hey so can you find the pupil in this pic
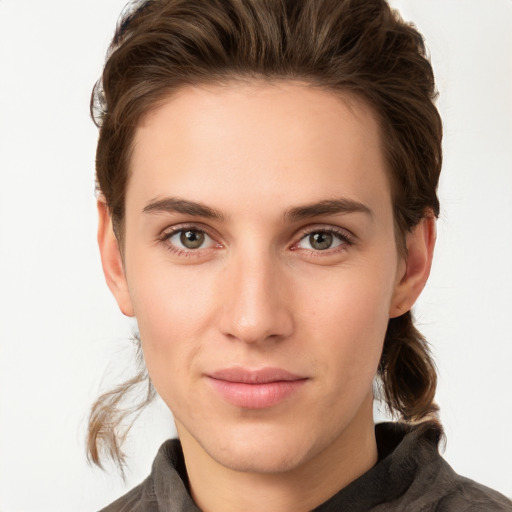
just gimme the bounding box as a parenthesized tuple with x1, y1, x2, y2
(180, 230, 205, 249)
(310, 232, 332, 250)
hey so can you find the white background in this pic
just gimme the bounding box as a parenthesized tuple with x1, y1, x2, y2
(0, 1, 511, 510)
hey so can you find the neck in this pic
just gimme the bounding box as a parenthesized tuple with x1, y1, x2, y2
(178, 393, 378, 512)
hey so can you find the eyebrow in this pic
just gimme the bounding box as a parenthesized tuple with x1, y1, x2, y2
(142, 196, 372, 222)
(285, 198, 373, 222)
(143, 197, 225, 220)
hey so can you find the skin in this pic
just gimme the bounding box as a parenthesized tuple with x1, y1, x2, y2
(98, 81, 435, 512)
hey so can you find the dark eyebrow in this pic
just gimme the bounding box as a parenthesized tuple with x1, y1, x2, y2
(142, 197, 225, 220)
(285, 198, 373, 222)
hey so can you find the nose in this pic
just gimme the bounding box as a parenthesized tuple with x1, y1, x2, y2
(217, 250, 294, 345)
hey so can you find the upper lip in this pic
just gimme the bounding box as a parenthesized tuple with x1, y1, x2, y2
(207, 367, 306, 384)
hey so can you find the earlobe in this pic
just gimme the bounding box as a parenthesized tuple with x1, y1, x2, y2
(389, 214, 436, 318)
(97, 200, 135, 317)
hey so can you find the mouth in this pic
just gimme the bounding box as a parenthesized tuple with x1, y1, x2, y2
(206, 367, 308, 409)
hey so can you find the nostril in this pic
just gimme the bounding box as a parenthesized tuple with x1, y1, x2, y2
(218, 297, 294, 344)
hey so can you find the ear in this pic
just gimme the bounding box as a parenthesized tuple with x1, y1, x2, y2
(97, 200, 135, 317)
(389, 213, 436, 318)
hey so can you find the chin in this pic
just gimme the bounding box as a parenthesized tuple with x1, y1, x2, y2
(174, 389, 374, 476)
(207, 439, 311, 474)
(195, 420, 326, 474)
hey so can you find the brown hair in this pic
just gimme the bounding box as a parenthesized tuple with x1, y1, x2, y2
(89, 0, 442, 469)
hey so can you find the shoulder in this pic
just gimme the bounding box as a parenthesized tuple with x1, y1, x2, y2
(434, 474, 512, 512)
(407, 468, 512, 512)
(377, 422, 512, 512)
(99, 477, 153, 512)
(99, 439, 199, 512)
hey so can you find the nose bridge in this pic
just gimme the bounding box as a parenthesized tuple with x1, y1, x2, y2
(219, 244, 293, 344)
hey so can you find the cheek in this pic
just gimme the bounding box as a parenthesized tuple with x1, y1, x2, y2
(125, 254, 219, 386)
(300, 261, 396, 378)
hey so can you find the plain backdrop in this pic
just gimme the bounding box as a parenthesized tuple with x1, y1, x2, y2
(0, 1, 511, 510)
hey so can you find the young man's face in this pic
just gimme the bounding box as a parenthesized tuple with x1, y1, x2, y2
(100, 81, 422, 476)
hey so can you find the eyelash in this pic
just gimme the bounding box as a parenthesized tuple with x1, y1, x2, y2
(158, 224, 355, 257)
(291, 226, 355, 254)
(158, 224, 219, 258)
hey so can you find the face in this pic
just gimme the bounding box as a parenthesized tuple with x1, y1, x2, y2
(102, 81, 416, 475)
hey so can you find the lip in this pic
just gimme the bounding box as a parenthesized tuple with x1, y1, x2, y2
(206, 367, 308, 409)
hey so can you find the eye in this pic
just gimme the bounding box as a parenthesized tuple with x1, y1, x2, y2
(296, 229, 350, 251)
(166, 228, 216, 251)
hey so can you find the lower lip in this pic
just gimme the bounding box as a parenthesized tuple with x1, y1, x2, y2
(207, 377, 307, 409)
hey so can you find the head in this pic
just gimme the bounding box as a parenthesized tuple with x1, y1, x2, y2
(89, 0, 442, 470)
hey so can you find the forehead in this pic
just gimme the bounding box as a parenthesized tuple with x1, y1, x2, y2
(128, 81, 391, 219)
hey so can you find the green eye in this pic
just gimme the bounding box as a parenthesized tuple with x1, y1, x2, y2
(180, 230, 205, 249)
(166, 228, 215, 251)
(308, 232, 333, 250)
(297, 230, 349, 251)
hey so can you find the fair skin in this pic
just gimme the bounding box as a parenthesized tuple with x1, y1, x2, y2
(98, 81, 435, 512)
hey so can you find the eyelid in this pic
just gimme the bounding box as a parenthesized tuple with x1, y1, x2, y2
(156, 222, 355, 256)
(290, 224, 356, 251)
(159, 222, 218, 239)
(158, 223, 223, 252)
